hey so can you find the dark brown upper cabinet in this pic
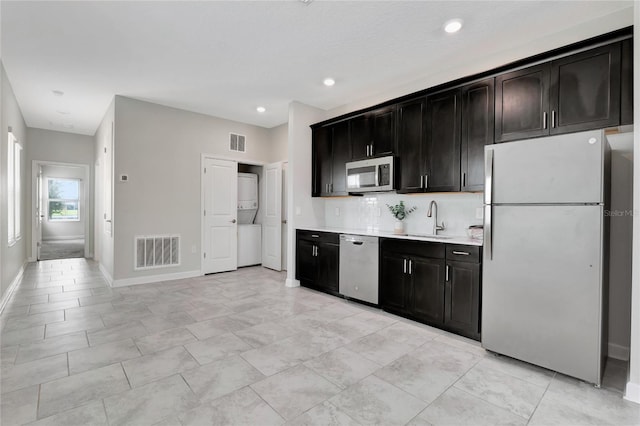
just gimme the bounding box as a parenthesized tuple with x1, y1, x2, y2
(425, 88, 461, 192)
(496, 43, 622, 142)
(550, 43, 621, 134)
(495, 64, 550, 143)
(311, 121, 350, 197)
(396, 97, 427, 193)
(621, 38, 633, 126)
(461, 78, 494, 192)
(350, 106, 396, 160)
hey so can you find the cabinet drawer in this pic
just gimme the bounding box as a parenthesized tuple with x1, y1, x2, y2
(381, 238, 445, 259)
(297, 229, 339, 244)
(446, 245, 481, 263)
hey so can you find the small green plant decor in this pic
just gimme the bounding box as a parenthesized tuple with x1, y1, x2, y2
(386, 201, 417, 234)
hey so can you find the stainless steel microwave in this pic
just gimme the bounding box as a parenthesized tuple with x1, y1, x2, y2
(345, 156, 395, 193)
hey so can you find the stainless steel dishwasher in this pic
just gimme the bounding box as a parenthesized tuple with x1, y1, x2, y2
(339, 234, 379, 305)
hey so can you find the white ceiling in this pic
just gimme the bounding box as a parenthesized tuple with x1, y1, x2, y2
(0, 1, 633, 135)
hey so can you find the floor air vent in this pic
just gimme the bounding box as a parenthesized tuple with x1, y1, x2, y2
(135, 235, 180, 270)
(229, 133, 246, 152)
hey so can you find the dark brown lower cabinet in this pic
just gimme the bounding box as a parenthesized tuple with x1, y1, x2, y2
(444, 260, 481, 340)
(380, 239, 482, 340)
(295, 230, 339, 295)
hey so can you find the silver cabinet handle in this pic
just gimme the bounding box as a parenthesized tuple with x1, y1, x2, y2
(452, 251, 470, 256)
(424, 175, 428, 189)
(409, 259, 412, 275)
(420, 175, 424, 188)
(446, 265, 449, 282)
(330, 183, 333, 193)
(463, 172, 466, 188)
(403, 258, 407, 274)
(543, 111, 547, 129)
(311, 246, 315, 256)
(311, 234, 319, 238)
(551, 110, 556, 128)
(370, 144, 374, 156)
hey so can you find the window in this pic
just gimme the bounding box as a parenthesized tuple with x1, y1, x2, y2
(7, 132, 22, 246)
(48, 178, 80, 221)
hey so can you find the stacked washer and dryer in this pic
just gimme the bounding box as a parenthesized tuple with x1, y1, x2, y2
(237, 173, 262, 267)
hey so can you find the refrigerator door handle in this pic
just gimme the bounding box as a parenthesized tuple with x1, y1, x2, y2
(485, 205, 492, 260)
(485, 149, 493, 205)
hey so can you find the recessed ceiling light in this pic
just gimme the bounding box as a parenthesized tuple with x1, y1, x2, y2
(323, 78, 335, 87)
(52, 90, 64, 97)
(256, 106, 266, 113)
(57, 110, 70, 115)
(444, 19, 463, 34)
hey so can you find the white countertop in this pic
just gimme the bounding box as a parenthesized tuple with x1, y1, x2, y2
(297, 226, 483, 247)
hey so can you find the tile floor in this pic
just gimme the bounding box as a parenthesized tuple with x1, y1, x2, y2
(1, 259, 639, 425)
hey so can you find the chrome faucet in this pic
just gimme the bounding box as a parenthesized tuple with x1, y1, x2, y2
(427, 200, 445, 235)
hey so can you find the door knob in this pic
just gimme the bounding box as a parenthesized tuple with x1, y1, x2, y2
(231, 219, 236, 223)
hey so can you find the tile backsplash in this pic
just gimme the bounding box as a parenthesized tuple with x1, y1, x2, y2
(324, 192, 484, 237)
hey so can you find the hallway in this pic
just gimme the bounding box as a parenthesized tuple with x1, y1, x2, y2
(1, 259, 638, 425)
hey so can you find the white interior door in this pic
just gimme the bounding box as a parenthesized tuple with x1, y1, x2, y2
(36, 167, 43, 260)
(262, 162, 282, 271)
(281, 162, 288, 271)
(203, 158, 238, 274)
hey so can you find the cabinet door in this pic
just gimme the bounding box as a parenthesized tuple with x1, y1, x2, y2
(444, 261, 480, 339)
(495, 64, 550, 143)
(371, 106, 396, 156)
(425, 88, 461, 192)
(380, 252, 410, 313)
(317, 242, 339, 293)
(550, 43, 621, 134)
(296, 239, 317, 283)
(411, 256, 445, 324)
(312, 126, 333, 197)
(350, 114, 371, 160)
(396, 98, 426, 193)
(461, 79, 494, 191)
(331, 121, 351, 195)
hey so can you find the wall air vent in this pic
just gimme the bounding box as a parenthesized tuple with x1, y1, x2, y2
(134, 235, 180, 270)
(229, 133, 246, 152)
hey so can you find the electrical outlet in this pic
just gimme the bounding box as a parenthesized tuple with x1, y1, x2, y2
(335, 207, 340, 216)
(476, 207, 483, 220)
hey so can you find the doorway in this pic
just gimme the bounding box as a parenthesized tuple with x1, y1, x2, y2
(201, 155, 283, 274)
(32, 161, 90, 261)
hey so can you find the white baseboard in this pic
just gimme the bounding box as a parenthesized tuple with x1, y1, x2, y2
(0, 262, 27, 315)
(99, 263, 114, 287)
(608, 343, 630, 361)
(285, 277, 300, 288)
(111, 270, 201, 288)
(625, 381, 640, 404)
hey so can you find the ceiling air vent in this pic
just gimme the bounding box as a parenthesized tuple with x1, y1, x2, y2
(229, 133, 246, 153)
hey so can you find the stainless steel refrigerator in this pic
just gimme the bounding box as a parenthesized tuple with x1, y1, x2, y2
(482, 129, 610, 386)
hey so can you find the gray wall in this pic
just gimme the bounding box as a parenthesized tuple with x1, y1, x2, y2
(111, 96, 274, 281)
(268, 123, 288, 163)
(26, 128, 94, 256)
(1, 63, 28, 299)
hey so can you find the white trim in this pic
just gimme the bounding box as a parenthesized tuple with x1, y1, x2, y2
(0, 262, 27, 315)
(625, 381, 640, 404)
(609, 343, 631, 361)
(111, 269, 201, 288)
(99, 263, 114, 287)
(285, 277, 300, 288)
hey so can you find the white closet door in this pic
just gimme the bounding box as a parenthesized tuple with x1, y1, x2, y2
(262, 162, 282, 271)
